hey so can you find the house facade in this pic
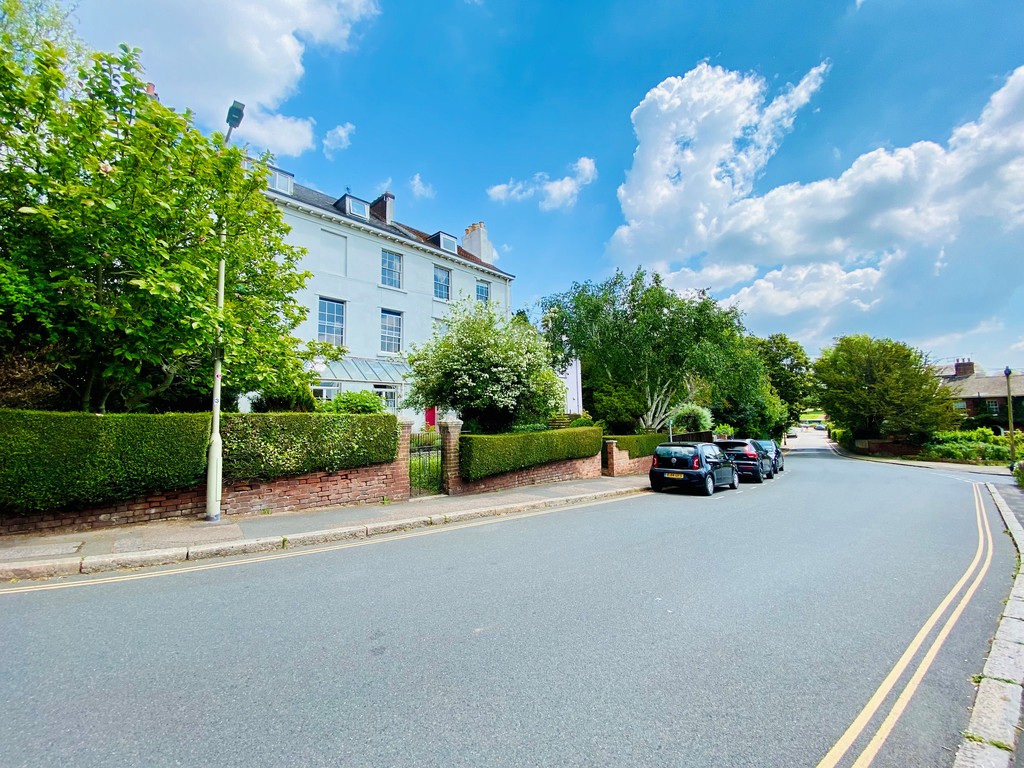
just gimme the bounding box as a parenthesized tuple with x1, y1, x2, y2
(264, 168, 514, 427)
(939, 358, 1023, 422)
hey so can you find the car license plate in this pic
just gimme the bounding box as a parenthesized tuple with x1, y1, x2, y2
(664, 473, 684, 479)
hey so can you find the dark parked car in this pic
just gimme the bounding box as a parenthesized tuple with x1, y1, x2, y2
(754, 439, 784, 473)
(649, 442, 738, 496)
(716, 439, 774, 483)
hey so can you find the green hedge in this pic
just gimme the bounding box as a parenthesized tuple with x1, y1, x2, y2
(460, 427, 603, 481)
(0, 410, 399, 515)
(221, 412, 397, 481)
(0, 410, 210, 514)
(605, 433, 669, 459)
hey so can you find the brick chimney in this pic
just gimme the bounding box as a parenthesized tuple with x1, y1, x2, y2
(954, 358, 975, 377)
(462, 221, 495, 263)
(370, 192, 394, 225)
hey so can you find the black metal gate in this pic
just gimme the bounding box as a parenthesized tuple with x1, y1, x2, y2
(409, 431, 442, 497)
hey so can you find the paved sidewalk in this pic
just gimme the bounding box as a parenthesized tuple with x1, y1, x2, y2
(0, 475, 650, 581)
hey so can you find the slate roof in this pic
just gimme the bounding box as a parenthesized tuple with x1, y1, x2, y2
(282, 182, 513, 278)
(942, 372, 1024, 399)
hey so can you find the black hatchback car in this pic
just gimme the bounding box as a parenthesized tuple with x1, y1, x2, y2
(649, 442, 738, 496)
(716, 439, 774, 483)
(754, 439, 784, 473)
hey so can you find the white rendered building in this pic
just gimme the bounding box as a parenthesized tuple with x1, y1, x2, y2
(266, 168, 514, 427)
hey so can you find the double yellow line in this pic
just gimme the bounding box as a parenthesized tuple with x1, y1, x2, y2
(817, 482, 994, 767)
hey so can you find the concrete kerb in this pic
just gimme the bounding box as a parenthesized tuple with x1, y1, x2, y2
(952, 484, 1024, 768)
(1, 484, 648, 581)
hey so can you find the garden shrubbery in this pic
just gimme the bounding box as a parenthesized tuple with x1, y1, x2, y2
(460, 427, 602, 481)
(917, 428, 1017, 464)
(606, 433, 669, 459)
(0, 410, 398, 515)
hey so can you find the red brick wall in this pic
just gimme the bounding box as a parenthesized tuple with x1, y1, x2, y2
(439, 420, 602, 496)
(0, 423, 412, 536)
(603, 439, 653, 477)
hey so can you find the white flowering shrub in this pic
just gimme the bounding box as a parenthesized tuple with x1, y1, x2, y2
(404, 300, 566, 433)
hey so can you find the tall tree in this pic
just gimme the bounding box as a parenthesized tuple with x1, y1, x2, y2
(749, 333, 811, 427)
(0, 23, 335, 411)
(541, 269, 750, 432)
(812, 335, 959, 439)
(404, 298, 565, 433)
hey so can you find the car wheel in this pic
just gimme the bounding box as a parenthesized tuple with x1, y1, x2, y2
(651, 477, 664, 492)
(753, 467, 764, 484)
(702, 474, 715, 496)
(766, 464, 774, 479)
(778, 458, 784, 472)
(729, 469, 738, 490)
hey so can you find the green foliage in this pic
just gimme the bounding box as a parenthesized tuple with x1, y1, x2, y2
(607, 432, 669, 459)
(749, 333, 811, 427)
(918, 428, 1018, 464)
(812, 335, 959, 440)
(590, 381, 647, 433)
(1014, 463, 1023, 488)
(714, 424, 736, 437)
(671, 402, 713, 433)
(569, 416, 595, 427)
(0, 409, 209, 513)
(0, 409, 397, 514)
(459, 427, 602, 481)
(320, 390, 386, 414)
(250, 383, 317, 413)
(221, 413, 397, 481)
(404, 298, 566, 433)
(0, 20, 337, 412)
(510, 423, 551, 433)
(542, 269, 751, 431)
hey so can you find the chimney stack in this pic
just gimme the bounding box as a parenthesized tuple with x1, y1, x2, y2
(370, 192, 394, 225)
(462, 221, 495, 263)
(954, 358, 975, 377)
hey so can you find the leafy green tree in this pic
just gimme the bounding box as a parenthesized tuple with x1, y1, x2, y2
(749, 333, 811, 427)
(707, 336, 788, 437)
(404, 299, 565, 433)
(320, 390, 386, 415)
(542, 269, 750, 432)
(812, 335, 959, 439)
(0, 23, 337, 411)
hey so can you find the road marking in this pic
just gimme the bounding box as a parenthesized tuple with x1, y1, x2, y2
(0, 496, 630, 595)
(816, 483, 991, 768)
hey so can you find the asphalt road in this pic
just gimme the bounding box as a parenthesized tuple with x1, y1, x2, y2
(0, 434, 1015, 767)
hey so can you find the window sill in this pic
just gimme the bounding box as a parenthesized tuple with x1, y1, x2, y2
(378, 284, 407, 295)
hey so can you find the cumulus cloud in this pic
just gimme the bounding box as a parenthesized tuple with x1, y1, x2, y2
(609, 62, 1024, 363)
(488, 156, 598, 210)
(323, 122, 356, 159)
(409, 173, 436, 199)
(73, 0, 379, 158)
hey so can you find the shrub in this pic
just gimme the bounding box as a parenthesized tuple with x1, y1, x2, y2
(250, 383, 317, 413)
(569, 416, 595, 427)
(460, 427, 602, 481)
(606, 433, 669, 459)
(320, 390, 386, 414)
(714, 424, 736, 438)
(671, 402, 713, 433)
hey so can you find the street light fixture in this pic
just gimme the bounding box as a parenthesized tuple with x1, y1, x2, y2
(206, 101, 244, 522)
(1006, 366, 1017, 468)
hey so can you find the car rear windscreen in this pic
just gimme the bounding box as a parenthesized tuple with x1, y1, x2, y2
(655, 445, 697, 458)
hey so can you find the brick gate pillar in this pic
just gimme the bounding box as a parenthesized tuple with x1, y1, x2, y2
(439, 419, 464, 496)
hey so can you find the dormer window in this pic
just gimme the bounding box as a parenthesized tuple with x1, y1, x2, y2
(267, 167, 293, 195)
(429, 231, 458, 253)
(347, 197, 369, 219)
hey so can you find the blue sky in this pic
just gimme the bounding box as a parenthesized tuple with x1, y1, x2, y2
(73, 0, 1024, 372)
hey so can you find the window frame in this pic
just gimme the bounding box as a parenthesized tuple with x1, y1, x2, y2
(381, 249, 403, 289)
(476, 280, 490, 304)
(317, 297, 345, 346)
(380, 309, 403, 354)
(433, 265, 451, 301)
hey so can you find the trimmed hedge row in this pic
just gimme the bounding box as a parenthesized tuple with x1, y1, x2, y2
(221, 412, 397, 481)
(0, 410, 399, 515)
(460, 426, 603, 481)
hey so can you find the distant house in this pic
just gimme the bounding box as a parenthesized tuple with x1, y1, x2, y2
(264, 167, 514, 427)
(938, 358, 1023, 422)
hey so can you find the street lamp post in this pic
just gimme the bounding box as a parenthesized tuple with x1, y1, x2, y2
(206, 101, 244, 522)
(1006, 366, 1017, 468)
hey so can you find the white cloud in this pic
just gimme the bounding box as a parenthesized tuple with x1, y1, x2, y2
(409, 173, 436, 199)
(323, 122, 356, 159)
(609, 62, 1024, 364)
(488, 156, 598, 211)
(72, 0, 379, 158)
